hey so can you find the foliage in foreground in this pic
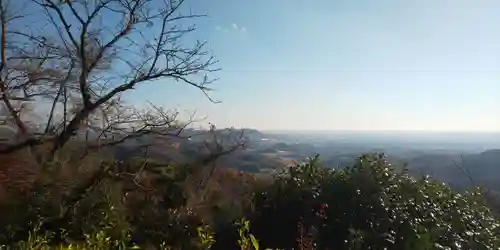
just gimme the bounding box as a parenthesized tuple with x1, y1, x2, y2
(0, 154, 499, 249)
(0, 218, 260, 250)
(250, 154, 500, 249)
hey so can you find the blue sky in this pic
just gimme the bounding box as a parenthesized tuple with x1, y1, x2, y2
(127, 0, 500, 131)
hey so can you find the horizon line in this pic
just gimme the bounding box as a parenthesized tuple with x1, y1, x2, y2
(256, 129, 500, 134)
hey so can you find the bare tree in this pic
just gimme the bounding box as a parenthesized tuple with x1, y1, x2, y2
(0, 0, 221, 163)
(0, 0, 250, 232)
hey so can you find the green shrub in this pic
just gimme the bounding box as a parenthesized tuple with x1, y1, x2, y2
(1, 154, 499, 250)
(250, 154, 500, 249)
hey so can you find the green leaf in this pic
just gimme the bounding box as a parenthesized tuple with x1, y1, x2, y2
(250, 234, 259, 250)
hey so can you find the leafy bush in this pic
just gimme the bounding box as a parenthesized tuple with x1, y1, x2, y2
(0, 153, 499, 249)
(250, 154, 500, 249)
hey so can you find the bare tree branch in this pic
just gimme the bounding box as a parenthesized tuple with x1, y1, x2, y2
(0, 0, 221, 161)
(0, 0, 30, 137)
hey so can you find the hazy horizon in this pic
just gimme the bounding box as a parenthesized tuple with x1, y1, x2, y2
(261, 129, 500, 134)
(260, 129, 500, 152)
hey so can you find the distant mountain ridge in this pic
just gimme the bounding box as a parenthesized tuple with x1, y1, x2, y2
(3, 126, 500, 192)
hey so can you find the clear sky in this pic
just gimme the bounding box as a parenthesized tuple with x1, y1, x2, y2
(128, 0, 500, 132)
